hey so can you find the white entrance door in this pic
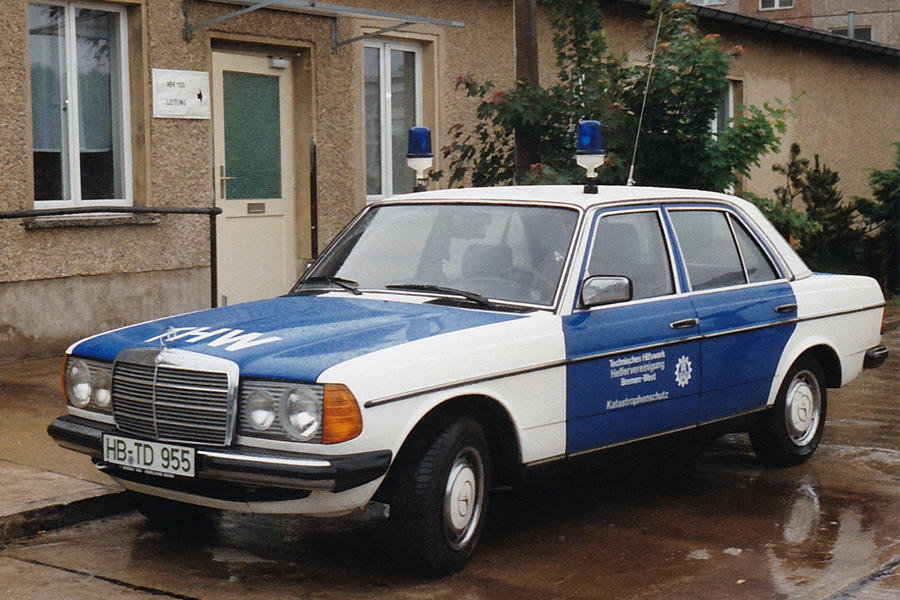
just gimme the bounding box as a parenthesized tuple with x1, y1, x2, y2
(212, 50, 297, 305)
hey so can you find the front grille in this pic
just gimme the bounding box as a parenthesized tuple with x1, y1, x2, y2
(111, 348, 238, 446)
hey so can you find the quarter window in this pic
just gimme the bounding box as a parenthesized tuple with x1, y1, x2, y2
(669, 210, 745, 291)
(364, 40, 422, 199)
(29, 1, 132, 207)
(586, 211, 675, 301)
(730, 215, 779, 283)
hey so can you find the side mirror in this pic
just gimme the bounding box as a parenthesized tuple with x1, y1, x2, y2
(580, 275, 632, 308)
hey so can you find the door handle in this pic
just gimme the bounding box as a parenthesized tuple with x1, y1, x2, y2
(219, 165, 236, 200)
(670, 318, 699, 329)
(775, 303, 797, 314)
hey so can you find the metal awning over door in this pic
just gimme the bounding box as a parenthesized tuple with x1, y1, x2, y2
(183, 0, 465, 51)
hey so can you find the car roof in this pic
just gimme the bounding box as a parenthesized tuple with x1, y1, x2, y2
(379, 185, 736, 210)
(376, 185, 812, 281)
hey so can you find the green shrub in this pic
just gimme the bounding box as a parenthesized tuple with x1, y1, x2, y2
(435, 0, 789, 192)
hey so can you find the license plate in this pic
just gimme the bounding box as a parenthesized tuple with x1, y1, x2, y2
(102, 434, 195, 477)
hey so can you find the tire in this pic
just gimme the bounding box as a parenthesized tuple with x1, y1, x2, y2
(391, 418, 491, 577)
(750, 356, 827, 467)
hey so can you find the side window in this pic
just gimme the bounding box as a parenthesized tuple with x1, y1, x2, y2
(730, 215, 779, 283)
(586, 211, 674, 301)
(669, 210, 744, 291)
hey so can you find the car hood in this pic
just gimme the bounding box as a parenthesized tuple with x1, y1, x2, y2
(69, 294, 525, 381)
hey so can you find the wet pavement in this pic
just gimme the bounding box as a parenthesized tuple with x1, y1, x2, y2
(0, 314, 897, 599)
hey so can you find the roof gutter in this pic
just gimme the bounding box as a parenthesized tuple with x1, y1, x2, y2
(617, 0, 899, 59)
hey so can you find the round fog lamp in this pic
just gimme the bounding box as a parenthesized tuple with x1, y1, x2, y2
(91, 368, 112, 409)
(65, 359, 92, 408)
(246, 390, 276, 431)
(281, 387, 321, 441)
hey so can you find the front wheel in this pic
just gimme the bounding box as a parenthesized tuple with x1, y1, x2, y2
(750, 356, 827, 467)
(391, 418, 491, 576)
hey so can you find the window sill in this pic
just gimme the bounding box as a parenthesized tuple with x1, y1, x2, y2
(22, 213, 162, 230)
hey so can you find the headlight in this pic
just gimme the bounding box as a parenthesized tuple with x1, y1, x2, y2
(240, 381, 361, 444)
(65, 358, 92, 408)
(246, 389, 276, 431)
(63, 357, 113, 412)
(91, 368, 112, 409)
(281, 387, 321, 441)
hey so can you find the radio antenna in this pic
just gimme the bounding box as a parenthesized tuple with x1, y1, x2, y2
(627, 9, 664, 186)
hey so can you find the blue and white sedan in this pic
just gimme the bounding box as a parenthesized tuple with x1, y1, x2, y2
(49, 185, 888, 575)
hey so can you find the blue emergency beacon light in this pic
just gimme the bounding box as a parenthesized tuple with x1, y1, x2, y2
(575, 120, 605, 194)
(407, 126, 433, 192)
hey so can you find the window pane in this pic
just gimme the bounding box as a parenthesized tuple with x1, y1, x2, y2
(731, 216, 778, 283)
(364, 47, 381, 196)
(223, 71, 281, 199)
(670, 210, 745, 291)
(587, 212, 674, 300)
(714, 85, 730, 133)
(29, 3, 68, 201)
(76, 8, 124, 200)
(390, 49, 417, 195)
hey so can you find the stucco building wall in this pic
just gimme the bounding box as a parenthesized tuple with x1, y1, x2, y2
(0, 0, 518, 362)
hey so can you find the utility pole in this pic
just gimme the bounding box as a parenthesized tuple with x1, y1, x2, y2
(514, 0, 540, 182)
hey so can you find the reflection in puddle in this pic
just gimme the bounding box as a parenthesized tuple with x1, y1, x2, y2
(767, 477, 885, 598)
(782, 481, 820, 545)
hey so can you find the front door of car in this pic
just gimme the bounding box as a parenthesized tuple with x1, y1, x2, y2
(562, 208, 701, 455)
(667, 207, 797, 423)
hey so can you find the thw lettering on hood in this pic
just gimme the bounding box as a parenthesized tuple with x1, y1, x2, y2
(145, 327, 282, 352)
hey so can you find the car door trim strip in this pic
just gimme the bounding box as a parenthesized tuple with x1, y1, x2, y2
(362, 303, 884, 409)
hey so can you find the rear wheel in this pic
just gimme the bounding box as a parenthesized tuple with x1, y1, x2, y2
(391, 418, 491, 576)
(750, 356, 827, 467)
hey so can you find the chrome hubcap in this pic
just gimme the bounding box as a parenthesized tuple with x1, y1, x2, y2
(443, 447, 484, 550)
(784, 370, 821, 447)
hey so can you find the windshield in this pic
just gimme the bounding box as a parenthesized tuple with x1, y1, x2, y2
(303, 203, 579, 306)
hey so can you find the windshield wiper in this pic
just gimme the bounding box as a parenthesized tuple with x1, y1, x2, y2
(385, 284, 497, 309)
(294, 275, 361, 295)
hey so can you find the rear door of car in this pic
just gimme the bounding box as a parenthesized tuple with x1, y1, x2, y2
(563, 206, 701, 455)
(666, 205, 798, 423)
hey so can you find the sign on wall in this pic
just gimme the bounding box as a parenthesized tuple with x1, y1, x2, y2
(152, 69, 211, 119)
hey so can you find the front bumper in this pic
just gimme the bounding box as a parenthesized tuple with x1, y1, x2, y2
(47, 415, 392, 494)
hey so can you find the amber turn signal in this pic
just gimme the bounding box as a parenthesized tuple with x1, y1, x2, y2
(321, 384, 362, 444)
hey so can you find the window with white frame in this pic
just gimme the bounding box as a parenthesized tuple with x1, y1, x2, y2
(28, 1, 132, 207)
(760, 0, 794, 10)
(364, 39, 422, 199)
(710, 80, 736, 136)
(711, 81, 739, 193)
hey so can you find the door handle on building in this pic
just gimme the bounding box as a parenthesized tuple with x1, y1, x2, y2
(219, 165, 236, 200)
